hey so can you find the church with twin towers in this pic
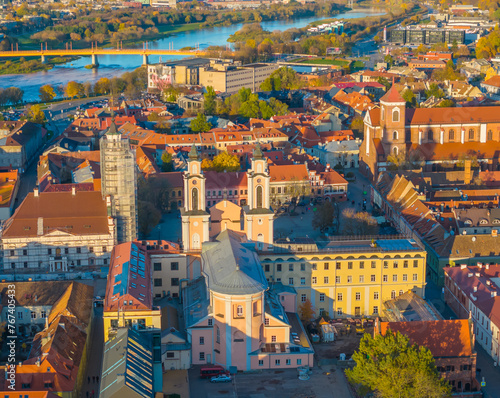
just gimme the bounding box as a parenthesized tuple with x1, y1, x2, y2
(180, 144, 274, 251)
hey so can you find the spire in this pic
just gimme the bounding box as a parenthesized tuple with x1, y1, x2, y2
(188, 144, 199, 160)
(106, 96, 119, 135)
(253, 142, 263, 160)
(380, 84, 405, 104)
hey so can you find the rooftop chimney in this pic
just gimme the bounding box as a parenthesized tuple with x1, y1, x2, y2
(492, 291, 497, 297)
(37, 217, 43, 236)
(72, 186, 76, 196)
(474, 286, 478, 292)
(460, 264, 467, 269)
(34, 188, 39, 197)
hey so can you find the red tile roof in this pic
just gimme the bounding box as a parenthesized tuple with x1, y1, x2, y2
(2, 191, 110, 238)
(380, 85, 405, 103)
(380, 319, 473, 357)
(483, 75, 500, 88)
(269, 164, 309, 182)
(104, 241, 153, 311)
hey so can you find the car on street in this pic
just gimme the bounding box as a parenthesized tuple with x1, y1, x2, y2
(210, 374, 232, 383)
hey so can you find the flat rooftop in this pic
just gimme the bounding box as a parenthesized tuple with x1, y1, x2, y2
(262, 237, 424, 255)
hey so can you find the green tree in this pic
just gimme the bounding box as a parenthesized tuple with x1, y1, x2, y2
(204, 86, 216, 115)
(350, 115, 364, 136)
(39, 84, 56, 102)
(269, 97, 288, 116)
(94, 77, 110, 95)
(377, 77, 391, 91)
(138, 200, 161, 237)
(438, 99, 455, 107)
(210, 151, 240, 172)
(346, 331, 451, 398)
(148, 112, 161, 122)
(66, 81, 84, 98)
(259, 100, 274, 119)
(2, 87, 23, 105)
(312, 201, 336, 233)
(402, 89, 417, 108)
(425, 83, 445, 99)
(161, 151, 174, 172)
(27, 104, 46, 124)
(190, 113, 212, 133)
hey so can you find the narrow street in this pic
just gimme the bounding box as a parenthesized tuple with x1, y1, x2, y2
(82, 307, 104, 398)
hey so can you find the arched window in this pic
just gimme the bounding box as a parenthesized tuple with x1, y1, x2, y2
(191, 187, 198, 211)
(468, 129, 474, 140)
(237, 305, 243, 317)
(488, 130, 493, 141)
(392, 109, 399, 122)
(257, 163, 262, 173)
(256, 185, 263, 208)
(399, 290, 404, 296)
(391, 290, 396, 299)
(393, 131, 398, 140)
(393, 147, 398, 156)
(449, 129, 455, 141)
(192, 164, 198, 174)
(216, 325, 220, 344)
(428, 130, 433, 141)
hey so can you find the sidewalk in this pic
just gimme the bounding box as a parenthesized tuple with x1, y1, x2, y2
(163, 370, 190, 397)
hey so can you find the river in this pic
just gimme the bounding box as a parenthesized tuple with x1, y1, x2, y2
(0, 9, 384, 102)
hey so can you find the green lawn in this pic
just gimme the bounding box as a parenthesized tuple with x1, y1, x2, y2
(298, 58, 350, 67)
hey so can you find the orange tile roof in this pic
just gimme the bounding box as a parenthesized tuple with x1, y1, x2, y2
(483, 75, 500, 88)
(269, 164, 309, 182)
(2, 191, 110, 238)
(320, 170, 348, 185)
(380, 85, 405, 103)
(105, 241, 153, 311)
(380, 319, 472, 357)
(406, 106, 500, 125)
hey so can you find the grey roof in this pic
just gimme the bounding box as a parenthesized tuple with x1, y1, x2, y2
(270, 282, 297, 295)
(202, 230, 267, 295)
(100, 328, 153, 398)
(183, 276, 210, 328)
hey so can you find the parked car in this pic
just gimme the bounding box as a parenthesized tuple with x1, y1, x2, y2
(210, 374, 232, 383)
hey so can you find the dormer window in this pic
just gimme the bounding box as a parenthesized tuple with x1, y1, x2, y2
(480, 219, 488, 225)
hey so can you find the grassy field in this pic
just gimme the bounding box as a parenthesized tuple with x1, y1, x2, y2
(298, 57, 351, 67)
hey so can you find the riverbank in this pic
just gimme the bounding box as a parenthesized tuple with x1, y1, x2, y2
(0, 55, 79, 75)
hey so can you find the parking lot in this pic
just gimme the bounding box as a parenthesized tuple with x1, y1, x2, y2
(188, 365, 353, 398)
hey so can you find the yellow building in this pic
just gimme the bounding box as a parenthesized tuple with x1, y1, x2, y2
(199, 61, 279, 93)
(103, 241, 161, 341)
(259, 238, 427, 318)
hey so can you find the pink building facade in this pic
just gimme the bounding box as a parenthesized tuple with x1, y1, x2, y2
(183, 230, 314, 371)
